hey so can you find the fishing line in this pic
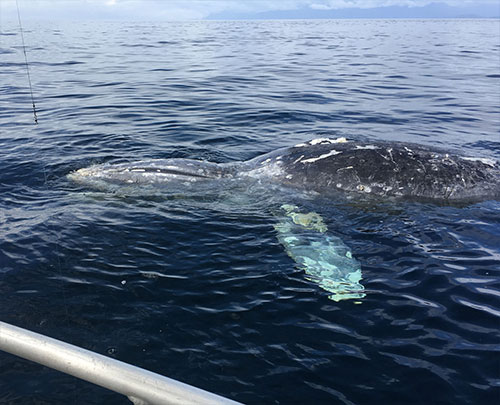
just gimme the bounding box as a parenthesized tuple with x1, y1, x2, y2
(16, 2, 69, 320)
(16, 0, 38, 124)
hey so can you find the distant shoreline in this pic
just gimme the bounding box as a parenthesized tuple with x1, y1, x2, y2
(1, 17, 499, 24)
(1, 1, 499, 22)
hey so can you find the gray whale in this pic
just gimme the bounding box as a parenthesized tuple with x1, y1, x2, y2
(67, 137, 500, 302)
(70, 137, 500, 203)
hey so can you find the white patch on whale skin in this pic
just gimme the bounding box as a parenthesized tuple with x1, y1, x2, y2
(461, 157, 497, 167)
(293, 155, 305, 164)
(355, 145, 379, 150)
(302, 150, 342, 164)
(294, 137, 348, 147)
(336, 166, 353, 172)
(309, 137, 348, 146)
(356, 185, 372, 193)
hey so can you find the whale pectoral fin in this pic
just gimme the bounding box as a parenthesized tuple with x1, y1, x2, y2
(274, 204, 365, 302)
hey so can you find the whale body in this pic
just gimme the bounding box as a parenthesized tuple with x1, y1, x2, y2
(69, 138, 500, 203)
(68, 137, 499, 301)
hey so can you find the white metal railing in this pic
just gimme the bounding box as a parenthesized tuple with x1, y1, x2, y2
(0, 321, 242, 405)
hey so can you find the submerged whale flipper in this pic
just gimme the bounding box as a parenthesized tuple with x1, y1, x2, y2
(273, 204, 364, 302)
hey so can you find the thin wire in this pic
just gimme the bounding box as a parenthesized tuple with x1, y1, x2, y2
(15, 3, 69, 321)
(16, 0, 38, 124)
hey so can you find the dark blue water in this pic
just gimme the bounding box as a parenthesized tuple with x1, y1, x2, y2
(1, 19, 499, 404)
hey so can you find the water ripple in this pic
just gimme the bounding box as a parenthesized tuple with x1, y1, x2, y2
(0, 19, 499, 405)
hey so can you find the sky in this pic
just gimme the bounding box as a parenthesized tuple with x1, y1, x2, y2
(0, 0, 499, 21)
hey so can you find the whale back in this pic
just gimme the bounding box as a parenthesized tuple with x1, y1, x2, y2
(69, 138, 500, 202)
(246, 139, 500, 202)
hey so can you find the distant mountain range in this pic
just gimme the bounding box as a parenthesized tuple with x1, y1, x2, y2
(207, 2, 500, 20)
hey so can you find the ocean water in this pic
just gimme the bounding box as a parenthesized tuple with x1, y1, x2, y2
(1, 19, 499, 404)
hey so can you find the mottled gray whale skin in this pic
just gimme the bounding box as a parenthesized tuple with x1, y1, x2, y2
(244, 138, 500, 202)
(69, 138, 500, 202)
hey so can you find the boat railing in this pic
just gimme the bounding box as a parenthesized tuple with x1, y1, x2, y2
(0, 320, 242, 405)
